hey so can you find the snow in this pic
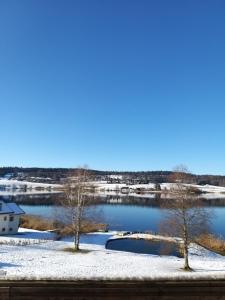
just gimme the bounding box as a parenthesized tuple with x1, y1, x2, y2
(0, 201, 24, 215)
(191, 184, 225, 194)
(0, 228, 55, 245)
(14, 227, 55, 240)
(3, 203, 25, 215)
(109, 232, 182, 244)
(1, 179, 225, 198)
(95, 182, 156, 191)
(108, 175, 123, 180)
(0, 179, 61, 190)
(94, 181, 225, 196)
(0, 228, 225, 280)
(0, 201, 15, 214)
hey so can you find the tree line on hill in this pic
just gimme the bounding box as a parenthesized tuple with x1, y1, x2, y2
(0, 167, 225, 186)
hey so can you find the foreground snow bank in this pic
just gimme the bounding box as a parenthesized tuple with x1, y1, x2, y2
(0, 228, 55, 245)
(0, 229, 225, 280)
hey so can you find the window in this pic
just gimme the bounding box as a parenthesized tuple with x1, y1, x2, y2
(9, 216, 14, 222)
(2, 228, 5, 232)
(9, 228, 13, 232)
(4, 216, 7, 221)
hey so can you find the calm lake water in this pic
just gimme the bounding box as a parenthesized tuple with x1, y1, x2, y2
(106, 238, 182, 257)
(15, 193, 225, 237)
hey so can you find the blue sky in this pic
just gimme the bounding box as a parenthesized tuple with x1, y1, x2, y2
(0, 0, 225, 174)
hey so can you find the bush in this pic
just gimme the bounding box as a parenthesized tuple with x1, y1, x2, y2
(196, 234, 225, 255)
(58, 221, 107, 237)
(20, 215, 55, 231)
(20, 215, 107, 237)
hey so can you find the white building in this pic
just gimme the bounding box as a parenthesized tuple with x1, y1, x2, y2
(0, 201, 25, 235)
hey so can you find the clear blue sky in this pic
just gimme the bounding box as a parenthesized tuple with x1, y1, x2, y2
(0, 0, 225, 174)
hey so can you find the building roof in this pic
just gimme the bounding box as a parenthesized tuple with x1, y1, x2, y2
(0, 201, 25, 215)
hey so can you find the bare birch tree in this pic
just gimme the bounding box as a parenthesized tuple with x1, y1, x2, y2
(61, 166, 91, 251)
(160, 165, 211, 271)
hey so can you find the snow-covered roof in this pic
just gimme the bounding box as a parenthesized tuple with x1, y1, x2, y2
(0, 201, 25, 215)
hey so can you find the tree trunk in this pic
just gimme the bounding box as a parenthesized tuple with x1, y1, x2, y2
(183, 223, 191, 271)
(183, 243, 191, 271)
(74, 229, 80, 251)
(182, 207, 192, 271)
(74, 209, 81, 251)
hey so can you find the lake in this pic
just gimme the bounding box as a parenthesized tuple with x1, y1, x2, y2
(8, 193, 225, 237)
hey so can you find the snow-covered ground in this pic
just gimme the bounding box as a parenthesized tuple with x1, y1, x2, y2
(95, 181, 225, 195)
(0, 179, 62, 190)
(95, 182, 156, 191)
(0, 228, 225, 280)
(1, 178, 225, 197)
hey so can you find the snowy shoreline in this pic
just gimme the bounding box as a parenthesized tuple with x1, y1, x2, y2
(2, 179, 225, 197)
(94, 182, 225, 196)
(0, 228, 225, 280)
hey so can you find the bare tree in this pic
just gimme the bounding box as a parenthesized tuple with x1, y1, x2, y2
(160, 165, 211, 271)
(60, 166, 92, 251)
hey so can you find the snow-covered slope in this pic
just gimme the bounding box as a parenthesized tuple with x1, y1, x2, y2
(0, 179, 61, 190)
(0, 229, 225, 280)
(94, 181, 225, 194)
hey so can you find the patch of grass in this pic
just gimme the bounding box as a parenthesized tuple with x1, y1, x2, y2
(180, 267, 194, 272)
(196, 234, 225, 255)
(20, 215, 56, 231)
(21, 215, 107, 239)
(63, 247, 91, 254)
(58, 221, 107, 237)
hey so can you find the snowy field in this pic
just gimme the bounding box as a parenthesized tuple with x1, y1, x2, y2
(95, 181, 225, 195)
(1, 178, 225, 198)
(0, 228, 225, 280)
(0, 179, 61, 190)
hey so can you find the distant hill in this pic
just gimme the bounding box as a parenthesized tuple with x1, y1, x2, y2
(0, 167, 225, 186)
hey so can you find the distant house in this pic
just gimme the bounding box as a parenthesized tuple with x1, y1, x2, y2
(121, 186, 130, 194)
(0, 201, 25, 235)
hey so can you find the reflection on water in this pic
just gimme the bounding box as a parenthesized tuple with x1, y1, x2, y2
(1, 193, 225, 237)
(2, 192, 225, 207)
(0, 193, 63, 205)
(106, 238, 182, 257)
